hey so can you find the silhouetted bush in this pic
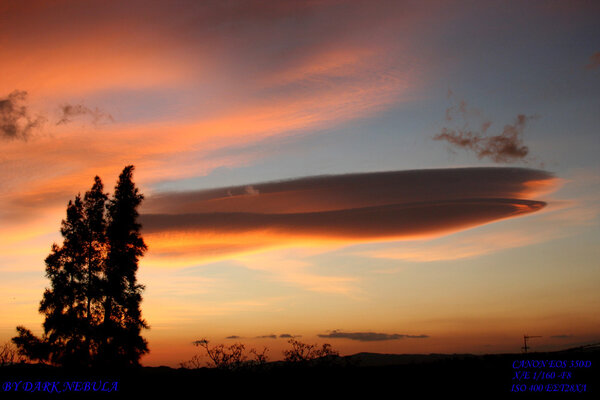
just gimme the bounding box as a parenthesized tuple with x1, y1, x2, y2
(181, 338, 269, 370)
(282, 339, 339, 365)
(0, 342, 25, 365)
(180, 338, 342, 370)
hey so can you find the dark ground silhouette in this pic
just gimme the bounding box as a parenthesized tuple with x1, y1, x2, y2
(1, 345, 597, 398)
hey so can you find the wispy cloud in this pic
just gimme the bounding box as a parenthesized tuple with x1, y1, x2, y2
(57, 103, 114, 125)
(224, 333, 298, 340)
(318, 330, 429, 342)
(434, 94, 535, 163)
(361, 227, 560, 263)
(232, 254, 360, 296)
(0, 90, 45, 140)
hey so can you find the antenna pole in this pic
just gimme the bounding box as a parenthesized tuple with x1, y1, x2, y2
(522, 335, 542, 353)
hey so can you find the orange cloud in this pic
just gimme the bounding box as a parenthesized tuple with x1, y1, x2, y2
(0, 0, 424, 237)
(0, 2, 196, 98)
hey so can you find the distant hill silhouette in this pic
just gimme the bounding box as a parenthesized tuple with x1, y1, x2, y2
(341, 352, 476, 366)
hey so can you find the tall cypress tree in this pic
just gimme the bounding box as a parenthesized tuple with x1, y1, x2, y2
(13, 168, 149, 368)
(14, 180, 107, 367)
(39, 194, 89, 366)
(99, 165, 149, 367)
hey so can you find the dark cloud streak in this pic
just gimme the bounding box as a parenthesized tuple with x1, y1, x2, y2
(318, 330, 429, 342)
(255, 334, 277, 339)
(550, 334, 574, 339)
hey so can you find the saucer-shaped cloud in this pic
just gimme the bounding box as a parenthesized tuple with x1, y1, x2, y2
(141, 168, 555, 260)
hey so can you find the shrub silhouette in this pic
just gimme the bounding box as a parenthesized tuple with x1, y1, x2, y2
(181, 338, 269, 370)
(0, 342, 25, 366)
(181, 338, 340, 370)
(282, 339, 339, 365)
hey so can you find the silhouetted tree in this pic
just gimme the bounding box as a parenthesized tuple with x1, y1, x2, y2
(13, 166, 149, 368)
(40, 194, 90, 366)
(13, 181, 108, 367)
(98, 165, 148, 367)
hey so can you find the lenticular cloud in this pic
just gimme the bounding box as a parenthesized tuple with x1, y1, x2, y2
(140, 167, 555, 259)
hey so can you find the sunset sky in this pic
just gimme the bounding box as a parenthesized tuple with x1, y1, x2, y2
(1, 0, 599, 367)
